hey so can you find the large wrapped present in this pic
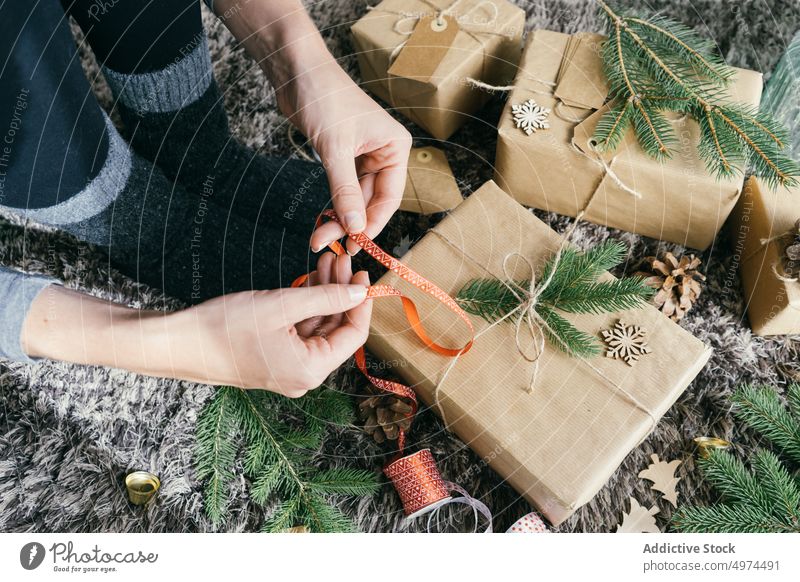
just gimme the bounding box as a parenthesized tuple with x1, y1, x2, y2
(351, 0, 525, 140)
(366, 180, 712, 525)
(732, 177, 800, 335)
(494, 30, 764, 250)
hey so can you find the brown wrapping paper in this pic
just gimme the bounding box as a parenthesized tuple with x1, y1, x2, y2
(732, 177, 800, 336)
(351, 0, 525, 140)
(401, 147, 463, 213)
(367, 181, 712, 525)
(494, 30, 764, 250)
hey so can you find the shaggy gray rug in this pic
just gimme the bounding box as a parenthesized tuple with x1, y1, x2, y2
(2, 0, 800, 533)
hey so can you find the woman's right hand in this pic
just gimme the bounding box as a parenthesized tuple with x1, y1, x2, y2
(23, 253, 371, 397)
(174, 252, 371, 396)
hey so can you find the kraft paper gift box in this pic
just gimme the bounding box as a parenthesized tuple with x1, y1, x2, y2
(351, 0, 525, 140)
(494, 30, 764, 250)
(732, 177, 800, 336)
(366, 180, 712, 525)
(400, 147, 463, 213)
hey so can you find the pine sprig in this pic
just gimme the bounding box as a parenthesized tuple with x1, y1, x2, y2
(194, 388, 239, 526)
(194, 386, 380, 532)
(731, 384, 800, 465)
(672, 503, 792, 533)
(455, 240, 653, 357)
(673, 384, 800, 533)
(594, 0, 800, 188)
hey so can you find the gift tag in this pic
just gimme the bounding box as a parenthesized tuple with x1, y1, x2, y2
(554, 33, 609, 111)
(388, 15, 460, 84)
(400, 147, 463, 214)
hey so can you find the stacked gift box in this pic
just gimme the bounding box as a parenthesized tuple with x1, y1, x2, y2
(349, 0, 799, 525)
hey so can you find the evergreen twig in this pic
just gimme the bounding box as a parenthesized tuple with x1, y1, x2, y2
(455, 240, 653, 357)
(594, 0, 800, 188)
(673, 384, 800, 533)
(195, 386, 380, 532)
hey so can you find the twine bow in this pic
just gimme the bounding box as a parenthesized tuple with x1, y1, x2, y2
(429, 215, 586, 425)
(757, 224, 800, 283)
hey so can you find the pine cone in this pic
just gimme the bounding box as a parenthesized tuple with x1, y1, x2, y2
(635, 252, 706, 322)
(782, 219, 800, 278)
(358, 394, 413, 444)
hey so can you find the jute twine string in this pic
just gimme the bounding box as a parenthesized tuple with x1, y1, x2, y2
(757, 227, 800, 283)
(366, 0, 511, 63)
(426, 214, 657, 434)
(467, 71, 692, 201)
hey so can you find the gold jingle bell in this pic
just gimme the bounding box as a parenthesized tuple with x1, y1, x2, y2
(125, 471, 161, 505)
(693, 437, 732, 459)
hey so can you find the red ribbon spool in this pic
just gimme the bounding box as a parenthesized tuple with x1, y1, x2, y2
(383, 449, 451, 517)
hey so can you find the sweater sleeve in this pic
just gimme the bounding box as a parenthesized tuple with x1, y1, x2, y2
(0, 267, 58, 363)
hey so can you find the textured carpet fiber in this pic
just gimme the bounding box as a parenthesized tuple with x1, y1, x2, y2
(2, 0, 800, 533)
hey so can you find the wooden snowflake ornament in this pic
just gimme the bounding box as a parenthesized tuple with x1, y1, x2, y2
(601, 320, 652, 366)
(511, 98, 550, 135)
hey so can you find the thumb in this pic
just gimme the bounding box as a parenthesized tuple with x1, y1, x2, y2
(323, 154, 366, 233)
(273, 284, 368, 325)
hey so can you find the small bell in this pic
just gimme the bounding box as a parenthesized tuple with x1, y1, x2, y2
(125, 471, 161, 505)
(693, 437, 732, 459)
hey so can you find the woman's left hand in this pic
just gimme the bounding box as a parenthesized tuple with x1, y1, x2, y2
(277, 64, 412, 255)
(213, 0, 411, 254)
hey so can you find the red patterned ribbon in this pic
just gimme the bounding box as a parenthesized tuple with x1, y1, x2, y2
(292, 210, 484, 523)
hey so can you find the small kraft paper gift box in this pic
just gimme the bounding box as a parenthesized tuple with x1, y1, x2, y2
(366, 181, 712, 525)
(732, 177, 800, 336)
(494, 30, 763, 250)
(351, 0, 525, 140)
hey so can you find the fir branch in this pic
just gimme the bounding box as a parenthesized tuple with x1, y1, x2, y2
(261, 498, 302, 533)
(455, 278, 528, 323)
(541, 278, 654, 314)
(625, 16, 732, 84)
(753, 450, 800, 526)
(731, 384, 800, 465)
(698, 448, 771, 511)
(194, 386, 379, 532)
(673, 383, 800, 533)
(194, 387, 239, 526)
(456, 240, 651, 357)
(300, 494, 357, 533)
(788, 384, 800, 422)
(537, 305, 601, 357)
(251, 462, 285, 505)
(308, 468, 383, 495)
(673, 504, 794, 534)
(593, 99, 633, 151)
(594, 0, 799, 187)
(541, 240, 628, 291)
(631, 101, 672, 157)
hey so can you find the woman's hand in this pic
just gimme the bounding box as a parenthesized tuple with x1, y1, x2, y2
(278, 66, 412, 255)
(180, 253, 371, 396)
(23, 253, 371, 397)
(212, 0, 412, 254)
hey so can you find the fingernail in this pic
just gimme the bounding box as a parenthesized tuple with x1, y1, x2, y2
(348, 285, 368, 302)
(344, 212, 365, 232)
(312, 238, 334, 253)
(346, 247, 360, 257)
